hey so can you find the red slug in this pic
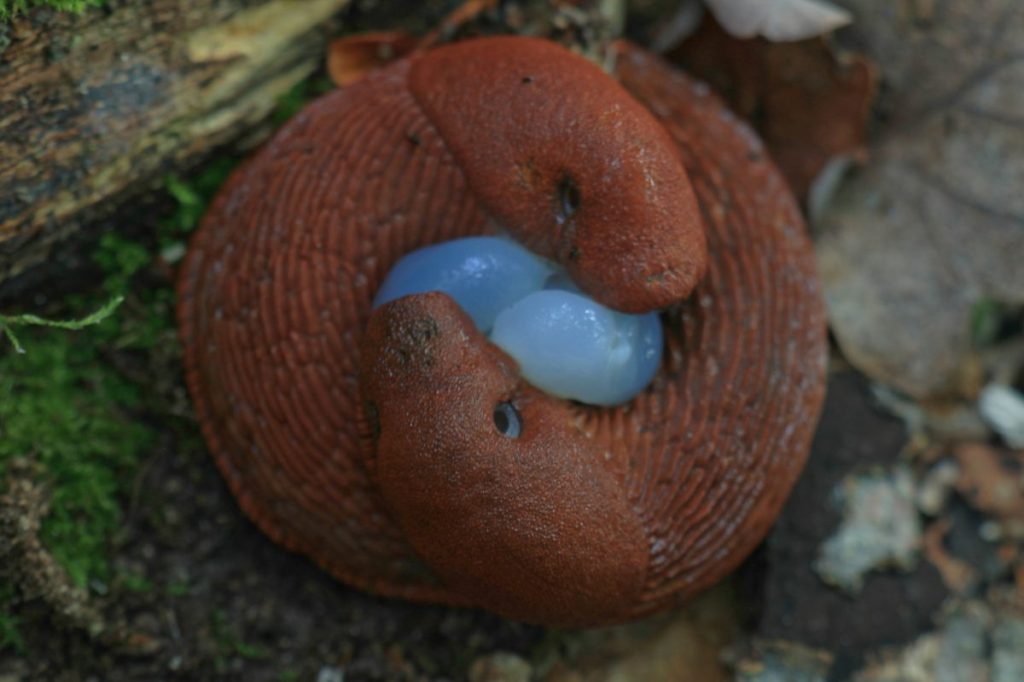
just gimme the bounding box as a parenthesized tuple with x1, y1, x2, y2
(176, 36, 827, 627)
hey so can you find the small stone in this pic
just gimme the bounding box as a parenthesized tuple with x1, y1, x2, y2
(729, 639, 833, 682)
(815, 466, 922, 593)
(979, 384, 1024, 449)
(316, 667, 344, 682)
(993, 616, 1024, 682)
(850, 600, 992, 681)
(468, 652, 532, 682)
(917, 460, 959, 516)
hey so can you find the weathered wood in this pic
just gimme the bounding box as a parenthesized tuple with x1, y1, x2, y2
(0, 0, 351, 284)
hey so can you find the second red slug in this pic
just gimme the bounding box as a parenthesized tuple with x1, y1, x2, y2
(176, 36, 827, 627)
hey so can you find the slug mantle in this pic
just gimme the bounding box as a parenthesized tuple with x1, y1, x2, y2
(176, 36, 827, 627)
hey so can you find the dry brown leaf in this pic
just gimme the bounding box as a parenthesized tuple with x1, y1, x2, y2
(671, 16, 876, 199)
(728, 639, 833, 681)
(816, 0, 1024, 399)
(424, 0, 500, 46)
(954, 443, 1024, 524)
(704, 0, 852, 41)
(922, 520, 976, 594)
(326, 32, 419, 87)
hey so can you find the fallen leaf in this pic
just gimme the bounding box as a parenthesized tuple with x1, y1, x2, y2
(542, 586, 738, 682)
(470, 653, 533, 682)
(671, 16, 876, 199)
(954, 443, 1024, 530)
(424, 0, 500, 46)
(726, 639, 833, 682)
(816, 0, 1024, 399)
(704, 0, 852, 41)
(326, 31, 419, 87)
(922, 520, 976, 593)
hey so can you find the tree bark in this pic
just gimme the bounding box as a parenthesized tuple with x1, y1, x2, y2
(0, 0, 352, 285)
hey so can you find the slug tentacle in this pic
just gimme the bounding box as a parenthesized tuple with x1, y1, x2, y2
(408, 37, 708, 314)
(177, 36, 827, 626)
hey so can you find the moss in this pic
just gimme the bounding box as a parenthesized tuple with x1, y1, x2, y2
(166, 579, 191, 598)
(273, 75, 335, 126)
(0, 68, 329, 651)
(211, 609, 271, 667)
(161, 157, 239, 241)
(0, 148, 244, 647)
(88, 233, 172, 351)
(0, 327, 154, 588)
(116, 569, 154, 594)
(0, 0, 104, 21)
(0, 584, 24, 654)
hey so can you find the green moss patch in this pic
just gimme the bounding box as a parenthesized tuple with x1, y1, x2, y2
(0, 70, 328, 654)
(0, 327, 153, 588)
(0, 0, 104, 21)
(0, 163, 235, 650)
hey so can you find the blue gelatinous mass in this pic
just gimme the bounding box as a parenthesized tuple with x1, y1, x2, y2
(373, 236, 663, 405)
(373, 237, 553, 332)
(491, 290, 662, 406)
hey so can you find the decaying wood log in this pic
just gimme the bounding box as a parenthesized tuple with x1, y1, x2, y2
(0, 0, 353, 285)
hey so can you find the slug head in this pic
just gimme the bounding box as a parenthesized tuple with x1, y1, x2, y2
(360, 292, 648, 625)
(409, 37, 707, 314)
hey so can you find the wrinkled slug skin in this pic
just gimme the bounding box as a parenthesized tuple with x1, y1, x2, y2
(176, 37, 827, 627)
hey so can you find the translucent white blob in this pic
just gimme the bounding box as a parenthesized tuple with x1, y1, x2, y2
(490, 290, 663, 406)
(373, 237, 554, 332)
(374, 237, 664, 405)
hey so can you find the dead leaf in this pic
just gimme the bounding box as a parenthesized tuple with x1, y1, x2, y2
(326, 32, 419, 87)
(726, 639, 833, 682)
(704, 0, 852, 41)
(542, 586, 738, 682)
(671, 16, 876, 199)
(954, 443, 1024, 527)
(922, 520, 976, 593)
(816, 0, 1024, 399)
(470, 653, 533, 682)
(423, 0, 500, 46)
